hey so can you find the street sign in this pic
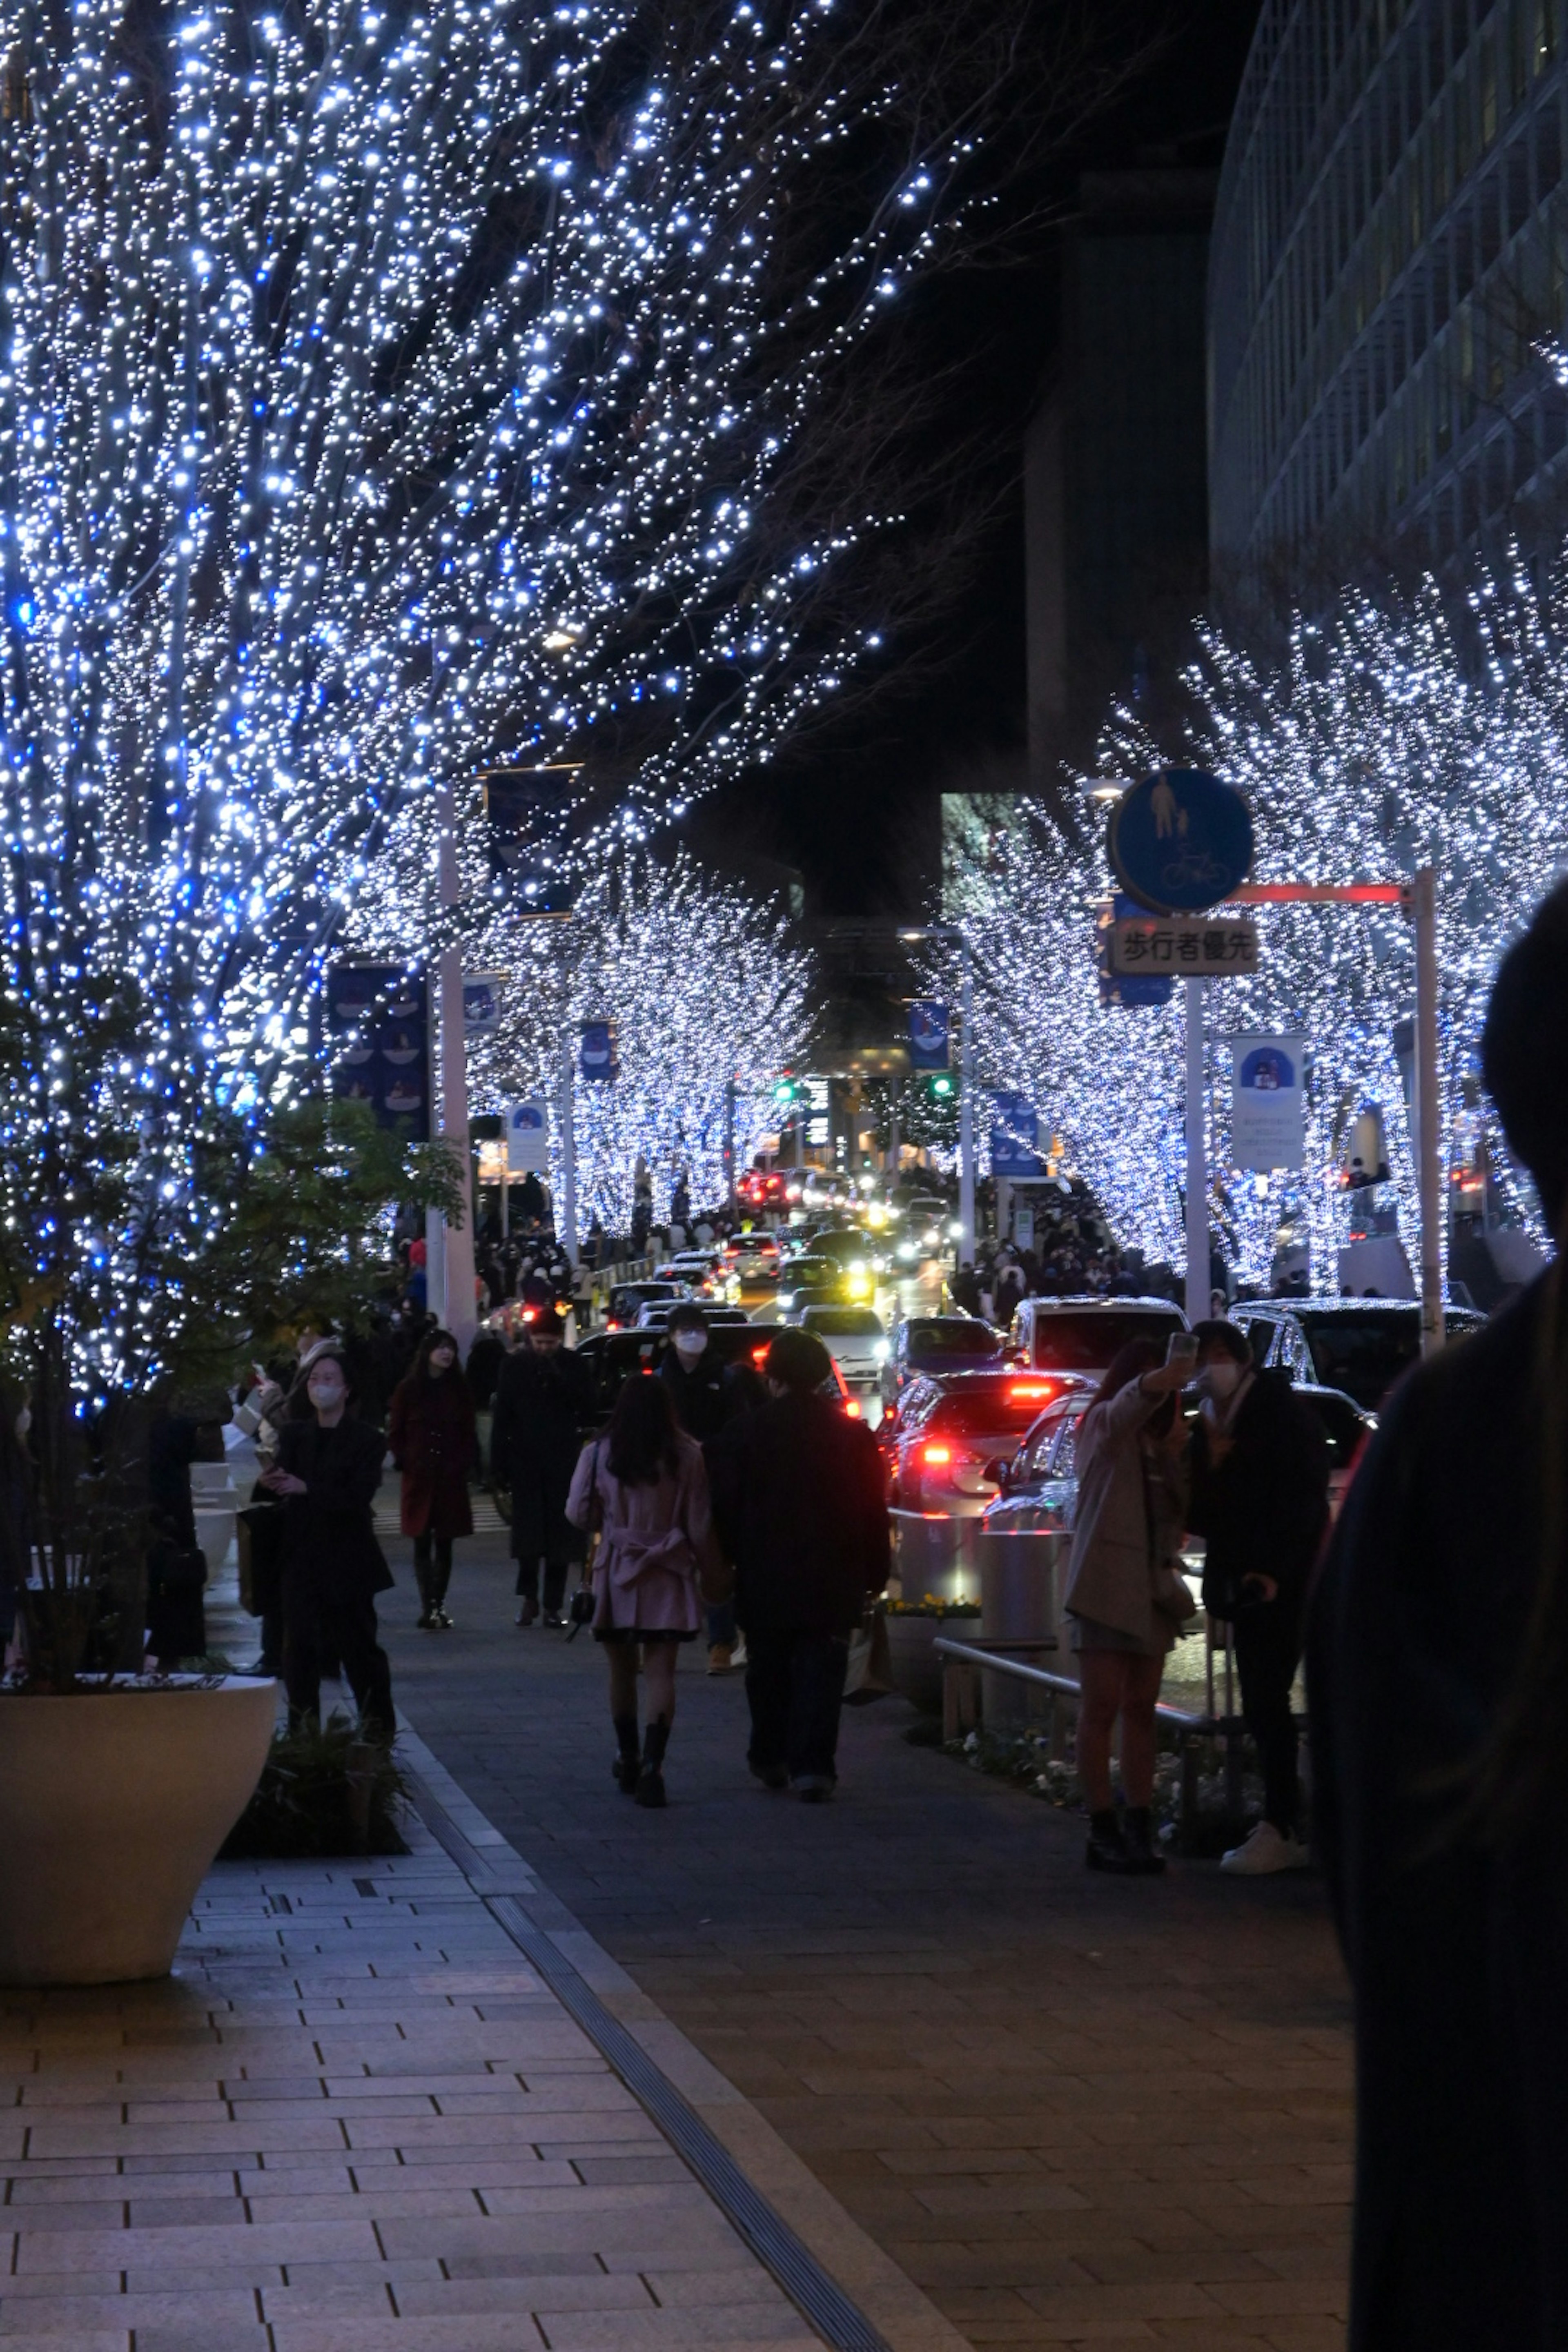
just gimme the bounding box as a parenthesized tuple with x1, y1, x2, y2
(1108, 768, 1254, 915)
(1231, 1035, 1305, 1171)
(579, 1021, 617, 1081)
(908, 1000, 950, 1070)
(505, 1098, 550, 1173)
(1108, 914, 1258, 976)
(990, 1091, 1044, 1175)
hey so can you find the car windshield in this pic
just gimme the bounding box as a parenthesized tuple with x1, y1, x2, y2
(929, 1387, 1067, 1438)
(803, 1309, 883, 1336)
(909, 1321, 1002, 1358)
(1295, 1312, 1423, 1408)
(782, 1258, 833, 1283)
(1026, 1309, 1183, 1369)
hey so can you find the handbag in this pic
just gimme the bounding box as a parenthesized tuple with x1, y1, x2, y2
(842, 1605, 895, 1706)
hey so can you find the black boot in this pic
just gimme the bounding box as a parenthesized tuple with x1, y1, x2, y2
(1121, 1805, 1167, 1875)
(1086, 1808, 1137, 1872)
(637, 1717, 670, 1808)
(432, 1547, 454, 1628)
(413, 1545, 435, 1630)
(612, 1714, 641, 1795)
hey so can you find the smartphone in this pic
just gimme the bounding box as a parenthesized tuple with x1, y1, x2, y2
(1166, 1331, 1199, 1369)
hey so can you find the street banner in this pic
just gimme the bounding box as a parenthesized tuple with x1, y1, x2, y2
(484, 773, 575, 912)
(463, 973, 503, 1036)
(1231, 1034, 1306, 1171)
(580, 1020, 617, 1081)
(908, 1000, 950, 1070)
(1095, 896, 1174, 1007)
(324, 964, 430, 1141)
(1109, 913, 1259, 975)
(505, 1099, 550, 1173)
(991, 1091, 1045, 1176)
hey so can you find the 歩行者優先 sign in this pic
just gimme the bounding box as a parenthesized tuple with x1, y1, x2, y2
(1231, 1034, 1306, 1172)
(1107, 769, 1255, 915)
(1107, 916, 1259, 975)
(505, 1099, 549, 1174)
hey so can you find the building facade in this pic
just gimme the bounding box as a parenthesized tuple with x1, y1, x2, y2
(1209, 0, 1568, 580)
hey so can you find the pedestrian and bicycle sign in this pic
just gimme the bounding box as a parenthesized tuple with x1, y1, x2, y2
(1108, 769, 1255, 915)
(1107, 914, 1259, 975)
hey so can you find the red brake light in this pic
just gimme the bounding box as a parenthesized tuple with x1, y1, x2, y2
(845, 1399, 862, 1418)
(1009, 1379, 1057, 1404)
(922, 1443, 952, 1466)
(751, 1343, 770, 1363)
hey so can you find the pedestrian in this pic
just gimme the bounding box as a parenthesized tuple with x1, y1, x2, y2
(388, 1327, 477, 1630)
(1188, 1317, 1328, 1873)
(1062, 1340, 1194, 1873)
(566, 1374, 719, 1808)
(258, 1345, 395, 1740)
(659, 1301, 747, 1674)
(706, 1327, 890, 1801)
(1306, 880, 1568, 2350)
(490, 1305, 596, 1627)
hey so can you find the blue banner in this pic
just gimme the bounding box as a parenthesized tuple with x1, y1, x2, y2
(909, 999, 950, 1070)
(580, 1020, 617, 1081)
(991, 1091, 1044, 1176)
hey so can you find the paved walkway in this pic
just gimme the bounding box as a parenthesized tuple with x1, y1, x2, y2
(0, 1821, 824, 2352)
(381, 1534, 1354, 2352)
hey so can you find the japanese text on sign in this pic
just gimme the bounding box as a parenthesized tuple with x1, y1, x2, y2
(1108, 918, 1259, 976)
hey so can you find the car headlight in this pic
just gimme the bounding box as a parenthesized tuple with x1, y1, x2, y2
(947, 1219, 964, 1239)
(850, 1260, 866, 1277)
(897, 1240, 917, 1260)
(872, 1340, 890, 1363)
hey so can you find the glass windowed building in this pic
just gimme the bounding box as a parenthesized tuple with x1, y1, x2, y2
(1209, 0, 1568, 579)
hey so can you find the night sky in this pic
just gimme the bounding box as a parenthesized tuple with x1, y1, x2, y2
(682, 0, 1264, 918)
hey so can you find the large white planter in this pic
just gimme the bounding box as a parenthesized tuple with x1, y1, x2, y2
(0, 1677, 276, 1985)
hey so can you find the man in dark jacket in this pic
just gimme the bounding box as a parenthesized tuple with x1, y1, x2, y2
(259, 1349, 395, 1739)
(490, 1307, 595, 1626)
(1188, 1319, 1328, 1874)
(706, 1327, 890, 1799)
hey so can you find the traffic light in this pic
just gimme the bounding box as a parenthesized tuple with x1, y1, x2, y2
(772, 1076, 803, 1109)
(924, 1070, 956, 1102)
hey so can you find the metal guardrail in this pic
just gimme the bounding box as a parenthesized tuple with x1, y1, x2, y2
(933, 1635, 1256, 1849)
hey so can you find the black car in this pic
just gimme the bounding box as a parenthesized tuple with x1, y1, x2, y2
(879, 1314, 1003, 1408)
(1230, 1297, 1485, 1411)
(573, 1324, 852, 1422)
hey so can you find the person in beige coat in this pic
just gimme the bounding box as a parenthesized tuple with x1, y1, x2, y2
(566, 1373, 720, 1809)
(1063, 1338, 1193, 1874)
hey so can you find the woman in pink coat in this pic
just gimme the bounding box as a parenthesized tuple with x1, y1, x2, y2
(566, 1374, 719, 1809)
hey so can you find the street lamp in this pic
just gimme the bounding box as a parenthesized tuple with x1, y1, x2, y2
(899, 924, 976, 1267)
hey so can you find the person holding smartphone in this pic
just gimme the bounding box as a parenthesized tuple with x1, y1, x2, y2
(1188, 1320, 1329, 1874)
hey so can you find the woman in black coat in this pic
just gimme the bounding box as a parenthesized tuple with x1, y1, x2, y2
(258, 1347, 395, 1739)
(1308, 879, 1568, 2350)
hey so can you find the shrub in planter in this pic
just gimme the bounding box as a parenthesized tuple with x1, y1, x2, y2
(220, 1714, 410, 1859)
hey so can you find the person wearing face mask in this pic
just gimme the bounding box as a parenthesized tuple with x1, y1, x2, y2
(388, 1327, 478, 1629)
(258, 1347, 396, 1740)
(490, 1306, 597, 1627)
(1188, 1320, 1328, 1875)
(660, 1303, 751, 1673)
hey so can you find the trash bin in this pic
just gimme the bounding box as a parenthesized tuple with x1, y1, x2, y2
(976, 1527, 1066, 1728)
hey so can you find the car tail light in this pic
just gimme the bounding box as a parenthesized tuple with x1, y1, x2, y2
(751, 1343, 770, 1363)
(922, 1443, 952, 1466)
(845, 1399, 862, 1418)
(1008, 1379, 1058, 1404)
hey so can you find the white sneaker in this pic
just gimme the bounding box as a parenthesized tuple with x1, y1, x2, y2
(1220, 1821, 1310, 1875)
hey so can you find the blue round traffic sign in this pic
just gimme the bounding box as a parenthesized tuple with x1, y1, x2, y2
(1108, 769, 1254, 915)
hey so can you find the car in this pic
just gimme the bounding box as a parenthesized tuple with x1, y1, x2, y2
(1229, 1296, 1486, 1411)
(603, 1278, 688, 1330)
(725, 1233, 781, 1284)
(633, 1301, 752, 1330)
(893, 1195, 953, 1261)
(1008, 1295, 1189, 1381)
(573, 1323, 861, 1421)
(775, 1255, 857, 1316)
(799, 1305, 887, 1393)
(791, 1228, 881, 1294)
(883, 1368, 1087, 1517)
(880, 1314, 1005, 1406)
(659, 1250, 741, 1303)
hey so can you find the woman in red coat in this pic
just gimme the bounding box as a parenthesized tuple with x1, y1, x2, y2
(388, 1328, 477, 1628)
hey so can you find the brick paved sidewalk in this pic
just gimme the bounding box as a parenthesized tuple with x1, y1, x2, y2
(384, 1535, 1355, 2352)
(0, 1822, 822, 2352)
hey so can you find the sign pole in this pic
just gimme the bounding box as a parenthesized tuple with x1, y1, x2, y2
(435, 782, 477, 1358)
(958, 937, 976, 1265)
(1412, 865, 1445, 1356)
(1185, 976, 1208, 1327)
(559, 1032, 578, 1269)
(723, 1078, 736, 1220)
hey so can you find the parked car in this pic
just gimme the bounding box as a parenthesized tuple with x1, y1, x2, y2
(1229, 1296, 1485, 1411)
(880, 1314, 1005, 1408)
(884, 1368, 1086, 1518)
(1008, 1295, 1189, 1380)
(799, 1305, 887, 1395)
